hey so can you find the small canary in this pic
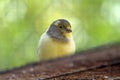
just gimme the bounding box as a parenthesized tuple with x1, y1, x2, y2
(37, 19, 76, 61)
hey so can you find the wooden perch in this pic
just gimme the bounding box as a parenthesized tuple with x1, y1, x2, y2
(0, 43, 120, 80)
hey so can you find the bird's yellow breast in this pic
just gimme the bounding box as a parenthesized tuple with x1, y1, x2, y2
(37, 33, 75, 61)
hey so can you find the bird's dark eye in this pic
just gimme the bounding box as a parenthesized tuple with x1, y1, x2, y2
(59, 26, 63, 28)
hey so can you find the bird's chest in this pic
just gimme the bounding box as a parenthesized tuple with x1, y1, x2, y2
(38, 33, 75, 60)
(45, 37, 75, 57)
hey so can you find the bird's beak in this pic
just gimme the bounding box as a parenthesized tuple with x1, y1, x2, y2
(66, 29, 72, 33)
(66, 26, 72, 33)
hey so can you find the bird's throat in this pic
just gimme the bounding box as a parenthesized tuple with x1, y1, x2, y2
(64, 33, 72, 39)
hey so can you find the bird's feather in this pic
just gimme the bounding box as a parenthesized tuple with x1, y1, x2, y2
(37, 33, 75, 61)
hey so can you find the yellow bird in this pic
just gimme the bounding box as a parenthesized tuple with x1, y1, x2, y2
(37, 19, 76, 61)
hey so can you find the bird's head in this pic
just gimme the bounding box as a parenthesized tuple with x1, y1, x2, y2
(53, 19, 72, 34)
(47, 19, 73, 41)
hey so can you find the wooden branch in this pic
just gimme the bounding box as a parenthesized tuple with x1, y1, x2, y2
(0, 43, 120, 80)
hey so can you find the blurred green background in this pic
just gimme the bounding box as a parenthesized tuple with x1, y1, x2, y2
(0, 0, 120, 71)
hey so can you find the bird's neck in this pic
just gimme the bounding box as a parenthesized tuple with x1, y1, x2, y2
(63, 33, 72, 39)
(47, 32, 71, 43)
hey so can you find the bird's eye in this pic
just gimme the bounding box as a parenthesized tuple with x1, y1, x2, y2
(59, 26, 63, 28)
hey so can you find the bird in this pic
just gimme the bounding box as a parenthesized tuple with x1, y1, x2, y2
(37, 19, 76, 61)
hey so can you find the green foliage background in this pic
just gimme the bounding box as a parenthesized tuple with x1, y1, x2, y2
(0, 0, 120, 70)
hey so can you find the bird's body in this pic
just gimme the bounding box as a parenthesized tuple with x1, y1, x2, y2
(37, 19, 75, 61)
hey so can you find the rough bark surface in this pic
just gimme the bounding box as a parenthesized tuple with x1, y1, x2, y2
(0, 43, 120, 80)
